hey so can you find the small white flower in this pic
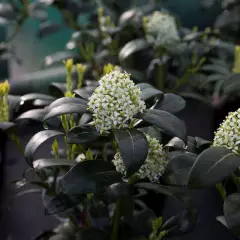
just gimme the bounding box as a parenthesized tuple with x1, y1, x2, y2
(213, 108, 240, 154)
(112, 135, 167, 183)
(145, 11, 180, 48)
(87, 70, 146, 134)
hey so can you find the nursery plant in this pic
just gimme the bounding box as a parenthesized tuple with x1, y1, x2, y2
(14, 69, 201, 240)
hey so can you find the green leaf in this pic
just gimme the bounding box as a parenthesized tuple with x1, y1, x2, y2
(60, 160, 122, 195)
(188, 147, 240, 188)
(139, 126, 162, 141)
(67, 126, 100, 144)
(163, 152, 197, 186)
(21, 93, 55, 102)
(224, 193, 240, 236)
(113, 129, 148, 177)
(33, 159, 74, 170)
(24, 130, 64, 167)
(44, 98, 87, 122)
(43, 51, 79, 68)
(119, 38, 150, 63)
(74, 86, 96, 100)
(136, 83, 163, 101)
(45, 192, 84, 215)
(223, 74, 240, 95)
(16, 109, 46, 123)
(134, 182, 194, 210)
(37, 21, 63, 39)
(165, 137, 186, 149)
(155, 93, 186, 114)
(140, 109, 187, 142)
(0, 122, 16, 132)
(194, 137, 212, 149)
(201, 64, 231, 76)
(49, 82, 66, 98)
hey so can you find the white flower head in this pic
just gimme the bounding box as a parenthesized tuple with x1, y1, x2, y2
(145, 11, 180, 48)
(87, 70, 146, 134)
(213, 108, 240, 154)
(112, 135, 167, 182)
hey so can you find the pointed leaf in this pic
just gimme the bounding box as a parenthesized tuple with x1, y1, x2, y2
(140, 109, 187, 142)
(16, 109, 46, 123)
(24, 130, 64, 167)
(21, 93, 55, 102)
(45, 192, 85, 215)
(0, 122, 16, 132)
(49, 82, 66, 98)
(163, 152, 197, 186)
(136, 83, 163, 101)
(188, 147, 240, 188)
(67, 126, 100, 144)
(114, 129, 148, 177)
(37, 21, 64, 39)
(44, 98, 87, 122)
(119, 39, 150, 62)
(155, 93, 186, 113)
(60, 160, 122, 195)
(33, 159, 74, 170)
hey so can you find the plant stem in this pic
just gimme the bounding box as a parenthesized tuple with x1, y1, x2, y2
(111, 200, 121, 240)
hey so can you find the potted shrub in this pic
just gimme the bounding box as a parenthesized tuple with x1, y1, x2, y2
(14, 69, 200, 239)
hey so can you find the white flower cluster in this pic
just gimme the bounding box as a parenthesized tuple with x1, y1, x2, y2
(87, 70, 146, 134)
(146, 11, 180, 48)
(213, 108, 240, 154)
(112, 135, 167, 182)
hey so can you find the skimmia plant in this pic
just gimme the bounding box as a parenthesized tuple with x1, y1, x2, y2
(161, 106, 240, 238)
(19, 69, 199, 239)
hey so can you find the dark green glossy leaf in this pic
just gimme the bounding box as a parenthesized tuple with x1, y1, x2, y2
(0, 3, 17, 20)
(44, 98, 87, 122)
(24, 130, 64, 167)
(136, 83, 163, 101)
(33, 159, 74, 170)
(45, 192, 84, 215)
(74, 86, 96, 100)
(223, 74, 240, 95)
(163, 152, 197, 186)
(79, 113, 92, 126)
(188, 147, 240, 188)
(140, 109, 187, 142)
(194, 137, 212, 149)
(43, 51, 80, 68)
(119, 38, 150, 63)
(114, 129, 148, 177)
(155, 93, 186, 113)
(87, 199, 110, 230)
(139, 126, 162, 141)
(165, 137, 186, 149)
(21, 93, 56, 102)
(134, 182, 194, 210)
(16, 109, 46, 123)
(37, 21, 64, 39)
(67, 126, 100, 144)
(201, 64, 230, 76)
(0, 122, 16, 132)
(224, 193, 240, 236)
(49, 82, 66, 98)
(60, 160, 122, 195)
(216, 216, 229, 229)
